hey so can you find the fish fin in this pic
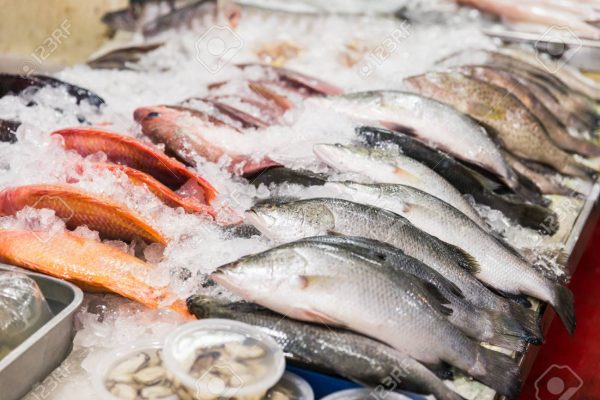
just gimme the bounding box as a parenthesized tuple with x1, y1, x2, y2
(472, 348, 521, 399)
(490, 288, 533, 308)
(420, 281, 453, 316)
(483, 310, 533, 352)
(555, 250, 569, 268)
(444, 242, 480, 274)
(552, 284, 576, 335)
(508, 302, 544, 345)
(464, 166, 503, 192)
(297, 307, 343, 326)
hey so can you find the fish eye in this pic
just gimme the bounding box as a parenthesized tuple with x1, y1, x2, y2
(147, 112, 160, 118)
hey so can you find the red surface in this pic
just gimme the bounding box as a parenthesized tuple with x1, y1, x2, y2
(520, 223, 600, 400)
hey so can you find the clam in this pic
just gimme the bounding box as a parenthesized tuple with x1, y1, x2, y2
(133, 366, 167, 386)
(110, 383, 138, 400)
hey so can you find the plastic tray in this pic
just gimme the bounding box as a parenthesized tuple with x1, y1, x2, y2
(0, 264, 83, 400)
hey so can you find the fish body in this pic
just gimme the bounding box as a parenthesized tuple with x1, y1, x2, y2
(134, 106, 281, 176)
(212, 240, 520, 397)
(187, 298, 463, 400)
(83, 162, 216, 216)
(313, 143, 488, 229)
(0, 230, 188, 315)
(456, 65, 600, 157)
(405, 72, 595, 178)
(52, 127, 218, 204)
(316, 91, 520, 190)
(0, 184, 167, 245)
(502, 153, 578, 196)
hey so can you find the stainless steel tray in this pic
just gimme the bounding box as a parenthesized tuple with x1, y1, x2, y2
(0, 264, 83, 400)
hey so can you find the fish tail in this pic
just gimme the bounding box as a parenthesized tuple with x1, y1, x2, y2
(507, 302, 544, 344)
(482, 310, 532, 352)
(473, 348, 521, 399)
(561, 159, 597, 179)
(551, 284, 576, 335)
(400, 358, 465, 400)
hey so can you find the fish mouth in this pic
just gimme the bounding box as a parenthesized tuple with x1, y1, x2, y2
(313, 144, 342, 168)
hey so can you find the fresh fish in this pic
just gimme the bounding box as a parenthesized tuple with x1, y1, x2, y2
(0, 271, 52, 351)
(237, 63, 344, 96)
(0, 184, 167, 245)
(134, 106, 281, 176)
(357, 126, 557, 233)
(455, 65, 600, 157)
(300, 235, 533, 350)
(323, 180, 575, 334)
(315, 91, 522, 191)
(455, 0, 600, 39)
(246, 198, 543, 342)
(79, 162, 216, 216)
(404, 72, 596, 178)
(87, 43, 164, 70)
(0, 230, 189, 316)
(247, 166, 328, 187)
(0, 74, 105, 107)
(502, 153, 579, 196)
(187, 297, 464, 400)
(142, 0, 219, 36)
(0, 119, 19, 144)
(313, 143, 489, 229)
(52, 127, 218, 205)
(501, 48, 600, 101)
(212, 240, 521, 397)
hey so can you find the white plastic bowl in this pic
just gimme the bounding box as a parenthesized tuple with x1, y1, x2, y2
(163, 318, 285, 398)
(321, 388, 411, 400)
(269, 372, 314, 400)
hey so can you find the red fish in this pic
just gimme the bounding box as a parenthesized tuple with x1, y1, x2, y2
(0, 229, 190, 316)
(72, 162, 216, 217)
(0, 184, 167, 245)
(134, 106, 281, 176)
(52, 127, 218, 204)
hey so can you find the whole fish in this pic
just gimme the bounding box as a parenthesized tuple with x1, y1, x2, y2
(315, 91, 522, 192)
(134, 106, 281, 176)
(502, 153, 579, 196)
(322, 181, 574, 334)
(0, 184, 167, 245)
(357, 126, 556, 232)
(454, 0, 600, 39)
(212, 240, 520, 397)
(0, 230, 189, 316)
(187, 297, 464, 400)
(0, 74, 105, 108)
(313, 143, 489, 229)
(52, 127, 218, 204)
(246, 198, 543, 341)
(437, 50, 597, 131)
(79, 162, 216, 216)
(455, 65, 600, 157)
(300, 235, 533, 349)
(404, 72, 595, 179)
(247, 166, 328, 187)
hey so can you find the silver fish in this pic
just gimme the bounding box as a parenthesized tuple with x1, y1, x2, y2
(212, 240, 520, 398)
(314, 91, 521, 191)
(324, 181, 575, 335)
(312, 143, 488, 229)
(187, 297, 464, 400)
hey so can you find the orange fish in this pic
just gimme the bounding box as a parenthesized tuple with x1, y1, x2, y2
(0, 229, 190, 316)
(52, 127, 218, 205)
(134, 106, 281, 176)
(75, 162, 216, 217)
(0, 184, 167, 245)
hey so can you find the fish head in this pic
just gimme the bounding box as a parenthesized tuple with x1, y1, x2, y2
(245, 199, 334, 242)
(211, 247, 310, 304)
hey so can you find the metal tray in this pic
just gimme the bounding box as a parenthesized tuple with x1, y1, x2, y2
(0, 264, 83, 400)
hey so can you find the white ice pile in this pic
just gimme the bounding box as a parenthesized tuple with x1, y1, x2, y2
(0, 5, 560, 400)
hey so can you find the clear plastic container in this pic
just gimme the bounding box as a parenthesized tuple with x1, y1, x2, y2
(321, 388, 411, 400)
(163, 319, 285, 399)
(93, 340, 195, 400)
(0, 271, 53, 356)
(265, 372, 314, 400)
